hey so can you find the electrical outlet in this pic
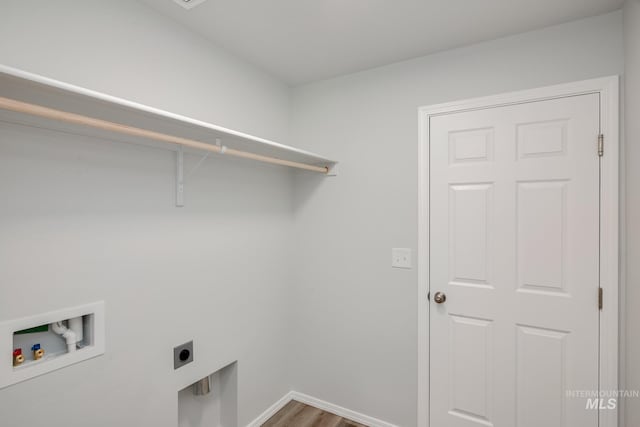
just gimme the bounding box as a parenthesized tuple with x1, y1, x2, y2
(392, 248, 412, 269)
(173, 341, 193, 370)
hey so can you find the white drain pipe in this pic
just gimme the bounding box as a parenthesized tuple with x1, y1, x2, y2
(68, 317, 83, 343)
(51, 321, 77, 353)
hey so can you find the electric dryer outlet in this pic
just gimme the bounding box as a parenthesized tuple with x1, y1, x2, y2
(173, 341, 193, 369)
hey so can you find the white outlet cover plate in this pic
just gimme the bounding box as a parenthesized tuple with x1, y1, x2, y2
(392, 248, 412, 269)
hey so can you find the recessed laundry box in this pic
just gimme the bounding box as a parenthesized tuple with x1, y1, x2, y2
(178, 361, 237, 427)
(0, 302, 105, 388)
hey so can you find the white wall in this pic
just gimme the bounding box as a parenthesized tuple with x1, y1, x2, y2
(624, 2, 640, 426)
(0, 0, 290, 142)
(0, 1, 297, 426)
(290, 11, 624, 426)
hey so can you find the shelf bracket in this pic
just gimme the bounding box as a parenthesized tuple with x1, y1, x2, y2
(176, 146, 184, 207)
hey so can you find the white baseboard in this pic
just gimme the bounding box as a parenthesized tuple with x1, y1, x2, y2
(246, 390, 398, 427)
(246, 391, 295, 427)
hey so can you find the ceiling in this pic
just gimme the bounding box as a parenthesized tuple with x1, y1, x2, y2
(139, 0, 623, 85)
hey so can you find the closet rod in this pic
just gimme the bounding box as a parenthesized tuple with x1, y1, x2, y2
(0, 96, 329, 174)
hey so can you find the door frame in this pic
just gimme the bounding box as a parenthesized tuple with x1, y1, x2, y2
(417, 77, 619, 427)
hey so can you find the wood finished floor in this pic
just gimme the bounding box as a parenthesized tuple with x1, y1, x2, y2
(262, 400, 368, 427)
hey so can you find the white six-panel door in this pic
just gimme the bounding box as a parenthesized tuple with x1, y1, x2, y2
(429, 94, 600, 427)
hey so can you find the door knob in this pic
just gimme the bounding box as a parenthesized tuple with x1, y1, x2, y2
(433, 292, 446, 304)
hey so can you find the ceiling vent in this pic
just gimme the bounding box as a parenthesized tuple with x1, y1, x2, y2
(172, 0, 207, 10)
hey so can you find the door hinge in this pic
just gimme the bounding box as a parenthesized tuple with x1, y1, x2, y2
(599, 287, 603, 310)
(598, 134, 604, 157)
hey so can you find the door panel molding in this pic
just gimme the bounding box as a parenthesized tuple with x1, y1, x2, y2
(417, 76, 619, 427)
